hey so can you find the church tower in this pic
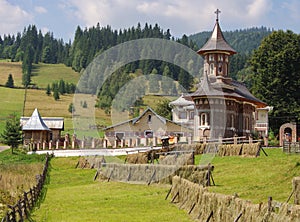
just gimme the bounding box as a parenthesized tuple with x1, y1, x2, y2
(198, 9, 236, 84)
(188, 9, 267, 140)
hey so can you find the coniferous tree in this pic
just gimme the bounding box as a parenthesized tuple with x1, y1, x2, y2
(5, 74, 14, 88)
(46, 84, 51, 96)
(1, 113, 22, 154)
(53, 87, 60, 100)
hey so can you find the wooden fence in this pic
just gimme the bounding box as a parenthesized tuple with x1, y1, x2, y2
(1, 154, 50, 222)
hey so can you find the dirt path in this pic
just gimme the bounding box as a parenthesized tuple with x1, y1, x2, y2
(0, 146, 9, 152)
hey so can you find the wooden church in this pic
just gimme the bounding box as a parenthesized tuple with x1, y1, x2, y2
(177, 10, 268, 140)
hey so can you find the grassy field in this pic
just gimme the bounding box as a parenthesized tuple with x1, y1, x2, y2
(0, 149, 46, 218)
(29, 157, 193, 222)
(0, 87, 25, 133)
(0, 60, 23, 87)
(31, 63, 80, 89)
(196, 148, 300, 204)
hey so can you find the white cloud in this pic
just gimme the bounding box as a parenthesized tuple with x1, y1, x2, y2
(34, 6, 47, 14)
(0, 0, 32, 35)
(61, 0, 285, 36)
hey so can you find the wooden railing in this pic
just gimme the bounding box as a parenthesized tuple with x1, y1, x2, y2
(1, 154, 50, 222)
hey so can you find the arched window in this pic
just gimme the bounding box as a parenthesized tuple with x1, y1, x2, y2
(210, 63, 214, 75)
(218, 62, 222, 73)
(245, 117, 249, 130)
(200, 113, 208, 126)
(148, 115, 152, 123)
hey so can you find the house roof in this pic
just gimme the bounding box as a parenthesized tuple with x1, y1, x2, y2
(197, 19, 236, 55)
(169, 94, 194, 106)
(21, 108, 51, 131)
(21, 109, 64, 131)
(104, 107, 190, 130)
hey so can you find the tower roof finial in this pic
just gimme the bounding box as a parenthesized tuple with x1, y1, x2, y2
(215, 9, 221, 21)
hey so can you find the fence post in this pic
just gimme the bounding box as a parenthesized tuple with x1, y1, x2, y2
(17, 200, 23, 222)
(268, 196, 273, 213)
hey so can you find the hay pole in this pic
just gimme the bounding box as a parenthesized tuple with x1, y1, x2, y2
(234, 212, 242, 222)
(171, 191, 179, 203)
(165, 186, 172, 200)
(107, 167, 114, 182)
(75, 160, 80, 168)
(93, 170, 99, 181)
(206, 211, 213, 222)
(286, 189, 295, 203)
(188, 203, 196, 214)
(147, 169, 156, 186)
(127, 167, 132, 181)
(260, 147, 268, 156)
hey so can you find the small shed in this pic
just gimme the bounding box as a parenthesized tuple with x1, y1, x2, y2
(20, 108, 64, 144)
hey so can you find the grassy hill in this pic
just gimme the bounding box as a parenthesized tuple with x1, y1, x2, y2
(31, 63, 80, 89)
(0, 62, 174, 137)
(0, 60, 80, 89)
(0, 60, 23, 87)
(0, 87, 24, 132)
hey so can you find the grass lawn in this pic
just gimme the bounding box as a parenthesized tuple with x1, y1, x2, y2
(29, 157, 193, 222)
(0, 60, 23, 87)
(0, 87, 25, 132)
(31, 63, 80, 89)
(195, 148, 300, 203)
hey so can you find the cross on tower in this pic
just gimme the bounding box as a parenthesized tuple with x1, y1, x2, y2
(215, 9, 221, 21)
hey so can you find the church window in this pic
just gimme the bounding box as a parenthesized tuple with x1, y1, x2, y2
(245, 117, 249, 130)
(210, 63, 214, 75)
(200, 113, 208, 126)
(218, 55, 223, 61)
(209, 55, 214, 61)
(218, 62, 222, 73)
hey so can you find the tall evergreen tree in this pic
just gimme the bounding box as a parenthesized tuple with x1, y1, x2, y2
(1, 113, 22, 154)
(46, 84, 51, 96)
(5, 74, 14, 88)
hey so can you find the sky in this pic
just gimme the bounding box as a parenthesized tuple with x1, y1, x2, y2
(1, 0, 300, 42)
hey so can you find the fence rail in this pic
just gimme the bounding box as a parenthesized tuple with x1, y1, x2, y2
(1, 154, 50, 222)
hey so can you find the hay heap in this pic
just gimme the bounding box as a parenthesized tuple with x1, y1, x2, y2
(98, 163, 212, 186)
(217, 142, 261, 157)
(174, 143, 206, 155)
(170, 176, 300, 222)
(125, 152, 149, 164)
(77, 156, 106, 169)
(293, 177, 300, 205)
(217, 144, 242, 156)
(159, 153, 194, 165)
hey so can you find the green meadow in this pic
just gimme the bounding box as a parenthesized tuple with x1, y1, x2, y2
(29, 157, 193, 222)
(197, 148, 300, 204)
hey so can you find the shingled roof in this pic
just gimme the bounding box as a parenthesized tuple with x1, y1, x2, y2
(188, 74, 266, 108)
(22, 108, 51, 131)
(197, 19, 236, 55)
